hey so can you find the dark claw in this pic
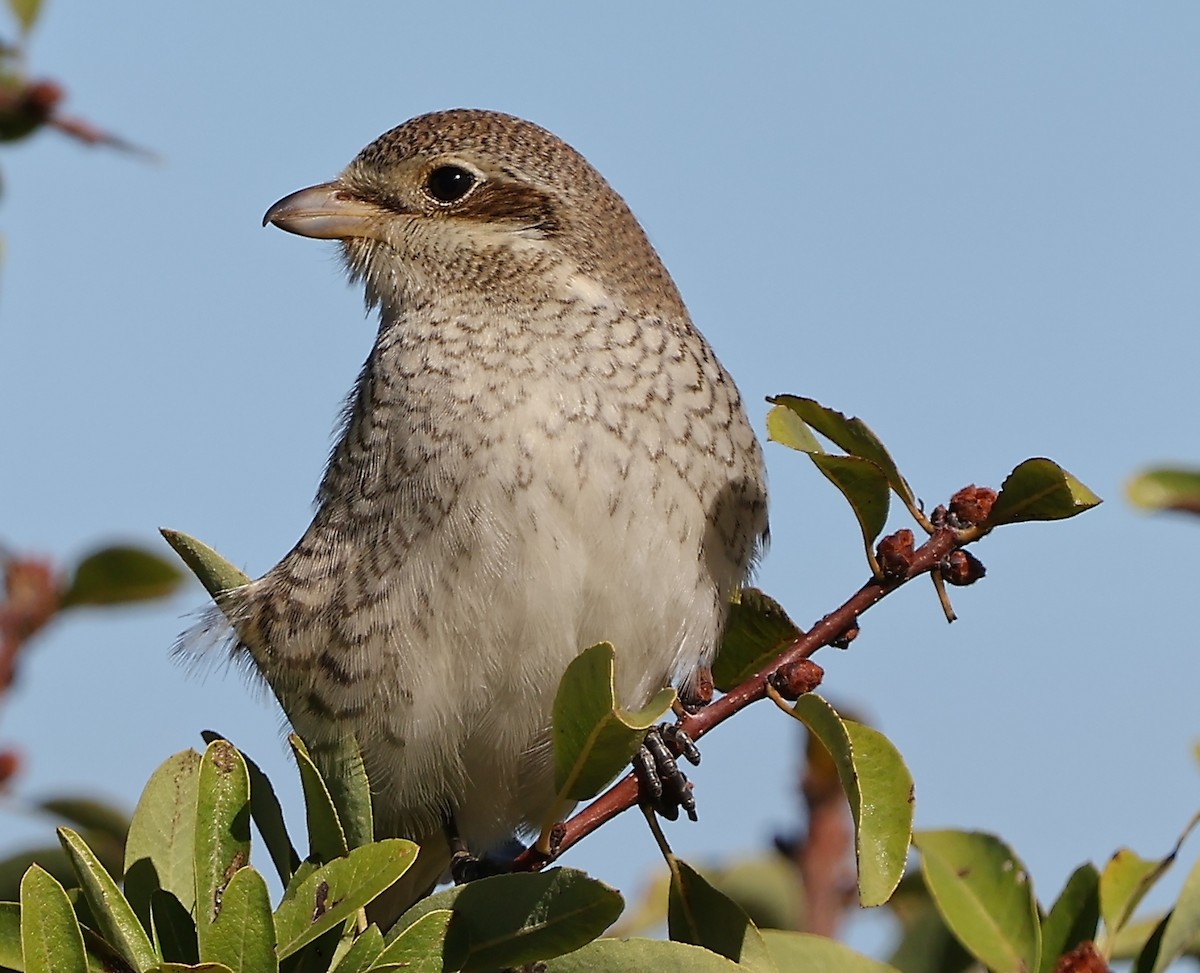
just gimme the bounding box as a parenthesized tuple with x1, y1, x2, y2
(635, 725, 700, 822)
(444, 810, 511, 885)
(662, 725, 701, 766)
(633, 744, 662, 803)
(450, 847, 480, 885)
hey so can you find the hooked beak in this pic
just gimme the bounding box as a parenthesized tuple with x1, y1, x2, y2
(263, 182, 387, 240)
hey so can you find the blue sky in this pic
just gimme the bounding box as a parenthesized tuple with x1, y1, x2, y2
(3, 1, 1199, 952)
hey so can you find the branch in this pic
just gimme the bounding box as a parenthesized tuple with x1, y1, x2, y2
(511, 523, 964, 871)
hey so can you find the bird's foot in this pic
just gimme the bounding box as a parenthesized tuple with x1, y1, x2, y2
(633, 724, 701, 822)
(445, 821, 518, 885)
(450, 851, 514, 885)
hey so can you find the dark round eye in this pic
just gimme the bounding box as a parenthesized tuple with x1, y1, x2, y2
(425, 165, 477, 203)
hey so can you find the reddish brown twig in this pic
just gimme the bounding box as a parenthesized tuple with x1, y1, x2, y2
(0, 550, 62, 691)
(511, 522, 966, 871)
(0, 75, 156, 158)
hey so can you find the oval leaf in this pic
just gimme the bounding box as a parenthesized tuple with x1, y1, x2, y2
(0, 901, 22, 970)
(1151, 853, 1200, 973)
(712, 588, 803, 692)
(667, 858, 776, 972)
(57, 827, 158, 973)
(1101, 850, 1170, 941)
(201, 732, 298, 887)
(786, 694, 913, 905)
(193, 741, 251, 955)
(40, 798, 131, 843)
(552, 642, 675, 802)
(987, 459, 1101, 526)
(305, 733, 374, 853)
(204, 867, 276, 973)
(765, 404, 823, 453)
(761, 929, 904, 972)
(273, 839, 418, 960)
(809, 453, 891, 557)
(20, 865, 88, 973)
(394, 867, 623, 972)
(125, 750, 202, 923)
(1127, 468, 1200, 515)
(1038, 863, 1100, 973)
(289, 734, 349, 863)
(1100, 810, 1200, 944)
(543, 937, 742, 972)
(914, 829, 1041, 973)
(61, 545, 183, 608)
(159, 529, 249, 600)
(768, 395, 919, 512)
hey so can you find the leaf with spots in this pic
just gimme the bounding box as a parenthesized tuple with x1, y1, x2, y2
(914, 830, 1041, 973)
(273, 839, 419, 960)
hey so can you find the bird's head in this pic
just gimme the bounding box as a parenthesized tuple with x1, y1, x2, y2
(264, 109, 684, 318)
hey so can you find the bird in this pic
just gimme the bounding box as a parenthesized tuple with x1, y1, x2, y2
(203, 108, 768, 910)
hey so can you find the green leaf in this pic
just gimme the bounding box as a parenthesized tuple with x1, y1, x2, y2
(125, 750, 202, 924)
(914, 829, 1041, 973)
(394, 867, 622, 972)
(667, 858, 776, 971)
(1151, 853, 1200, 972)
(1, 899, 127, 973)
(0, 846, 76, 904)
(305, 734, 374, 852)
(39, 798, 131, 845)
(784, 695, 913, 906)
(694, 855, 806, 934)
(711, 588, 803, 692)
(0, 901, 22, 971)
(20, 865, 88, 973)
(888, 901, 976, 973)
(203, 867, 276, 973)
(552, 642, 675, 803)
(765, 404, 822, 453)
(809, 453, 891, 554)
(761, 929, 905, 971)
(331, 925, 384, 973)
(150, 890, 198, 965)
(1133, 913, 1170, 973)
(7, 0, 44, 35)
(201, 732, 299, 886)
(193, 741, 251, 956)
(159, 529, 249, 600)
(543, 937, 742, 972)
(57, 827, 158, 972)
(1101, 848, 1176, 940)
(289, 734, 350, 863)
(1096, 813, 1200, 952)
(1127, 468, 1200, 515)
(368, 909, 452, 972)
(60, 545, 183, 608)
(986, 459, 1101, 527)
(1106, 915, 1186, 963)
(146, 964, 235, 972)
(273, 839, 418, 960)
(1038, 863, 1100, 973)
(768, 396, 919, 512)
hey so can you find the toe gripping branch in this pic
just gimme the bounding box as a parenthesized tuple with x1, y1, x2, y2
(634, 723, 702, 822)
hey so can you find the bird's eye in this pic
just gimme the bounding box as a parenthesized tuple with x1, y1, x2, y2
(425, 165, 477, 203)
